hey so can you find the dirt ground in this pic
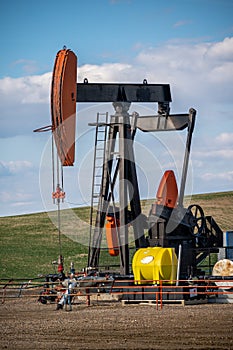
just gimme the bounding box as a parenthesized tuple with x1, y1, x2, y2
(1, 298, 233, 350)
(1, 192, 232, 350)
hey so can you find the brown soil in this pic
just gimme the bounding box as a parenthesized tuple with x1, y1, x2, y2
(1, 299, 233, 350)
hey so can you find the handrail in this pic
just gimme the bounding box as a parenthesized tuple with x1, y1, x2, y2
(1, 278, 233, 309)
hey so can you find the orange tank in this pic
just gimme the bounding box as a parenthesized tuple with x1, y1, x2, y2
(51, 48, 77, 166)
(105, 215, 120, 257)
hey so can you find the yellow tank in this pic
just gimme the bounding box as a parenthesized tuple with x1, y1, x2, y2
(132, 247, 177, 285)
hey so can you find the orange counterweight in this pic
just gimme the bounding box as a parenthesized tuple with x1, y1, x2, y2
(156, 170, 178, 208)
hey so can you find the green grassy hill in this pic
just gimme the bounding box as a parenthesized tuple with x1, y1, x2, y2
(0, 191, 232, 279)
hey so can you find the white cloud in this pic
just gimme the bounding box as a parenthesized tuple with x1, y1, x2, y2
(0, 162, 11, 176)
(194, 149, 233, 160)
(0, 37, 232, 108)
(0, 163, 40, 216)
(78, 63, 132, 82)
(215, 132, 233, 147)
(0, 37, 233, 215)
(200, 171, 233, 182)
(12, 59, 39, 75)
(0, 73, 51, 104)
(0, 73, 51, 138)
(173, 20, 193, 28)
(0, 37, 232, 138)
(205, 37, 233, 62)
(0, 160, 33, 175)
(1, 190, 32, 203)
(134, 38, 233, 105)
(193, 132, 233, 162)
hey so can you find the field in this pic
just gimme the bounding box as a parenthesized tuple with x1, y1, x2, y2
(1, 299, 233, 349)
(0, 191, 232, 279)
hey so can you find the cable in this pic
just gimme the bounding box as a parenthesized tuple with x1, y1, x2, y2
(51, 135, 55, 197)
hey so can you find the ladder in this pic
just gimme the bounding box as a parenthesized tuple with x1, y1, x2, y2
(89, 112, 108, 256)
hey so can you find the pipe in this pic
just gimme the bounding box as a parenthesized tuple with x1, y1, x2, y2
(176, 244, 182, 286)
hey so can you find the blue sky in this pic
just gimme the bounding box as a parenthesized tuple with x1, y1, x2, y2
(1, 0, 233, 77)
(0, 0, 233, 217)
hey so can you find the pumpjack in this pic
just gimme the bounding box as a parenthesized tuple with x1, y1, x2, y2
(40, 48, 223, 282)
(87, 103, 223, 279)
